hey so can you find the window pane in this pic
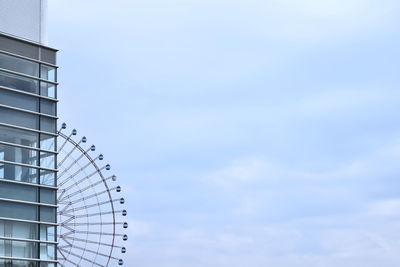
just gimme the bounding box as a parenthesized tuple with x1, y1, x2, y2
(40, 243, 55, 260)
(40, 99, 56, 115)
(0, 220, 38, 239)
(0, 144, 38, 166)
(0, 163, 37, 183)
(40, 207, 56, 223)
(0, 240, 38, 259)
(0, 260, 38, 267)
(40, 152, 55, 169)
(40, 82, 56, 98)
(0, 107, 39, 130)
(0, 125, 38, 147)
(40, 65, 56, 82)
(0, 182, 37, 202)
(0, 71, 39, 94)
(40, 117, 56, 133)
(40, 225, 56, 242)
(40, 134, 56, 151)
(0, 88, 38, 112)
(40, 170, 55, 186)
(40, 188, 56, 205)
(0, 201, 37, 221)
(0, 53, 39, 76)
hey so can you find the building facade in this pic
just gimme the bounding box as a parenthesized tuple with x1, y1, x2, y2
(0, 1, 58, 266)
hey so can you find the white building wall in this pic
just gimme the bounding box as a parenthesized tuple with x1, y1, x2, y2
(0, 0, 48, 44)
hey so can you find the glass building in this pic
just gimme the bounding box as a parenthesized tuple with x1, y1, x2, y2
(0, 2, 58, 264)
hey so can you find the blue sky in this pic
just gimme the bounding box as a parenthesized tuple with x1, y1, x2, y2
(49, 1, 400, 266)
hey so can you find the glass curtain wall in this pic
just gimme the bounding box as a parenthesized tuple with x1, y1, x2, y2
(0, 37, 58, 267)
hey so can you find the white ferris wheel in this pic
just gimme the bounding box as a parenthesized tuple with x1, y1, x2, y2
(56, 123, 127, 266)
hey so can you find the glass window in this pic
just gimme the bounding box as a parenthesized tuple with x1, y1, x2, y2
(2, 221, 37, 240)
(40, 170, 55, 186)
(40, 134, 56, 151)
(0, 201, 37, 221)
(40, 99, 56, 116)
(0, 163, 38, 184)
(0, 240, 38, 259)
(0, 88, 39, 112)
(40, 82, 56, 98)
(0, 107, 39, 130)
(40, 243, 56, 260)
(0, 125, 38, 147)
(0, 183, 37, 202)
(0, 53, 39, 77)
(0, 260, 38, 267)
(0, 240, 37, 260)
(41, 263, 56, 267)
(40, 188, 56, 205)
(0, 220, 38, 239)
(40, 117, 56, 133)
(40, 225, 56, 242)
(40, 152, 55, 169)
(0, 70, 39, 94)
(0, 143, 38, 166)
(40, 207, 56, 223)
(40, 65, 56, 82)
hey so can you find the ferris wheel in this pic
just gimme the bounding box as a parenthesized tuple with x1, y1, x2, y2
(56, 123, 127, 266)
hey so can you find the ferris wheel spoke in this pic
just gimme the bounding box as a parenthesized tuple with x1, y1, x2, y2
(57, 247, 68, 260)
(59, 213, 74, 221)
(64, 222, 123, 226)
(63, 242, 119, 260)
(59, 202, 73, 214)
(63, 235, 123, 248)
(59, 235, 74, 247)
(57, 140, 82, 169)
(73, 230, 124, 237)
(57, 128, 76, 153)
(59, 175, 115, 201)
(59, 161, 109, 189)
(58, 161, 95, 187)
(70, 187, 120, 205)
(64, 198, 122, 213)
(59, 247, 104, 267)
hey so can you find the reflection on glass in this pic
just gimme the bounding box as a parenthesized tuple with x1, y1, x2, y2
(0, 71, 39, 94)
(0, 88, 38, 112)
(40, 207, 56, 223)
(40, 225, 56, 242)
(40, 81, 56, 98)
(40, 243, 56, 260)
(40, 188, 56, 205)
(0, 201, 37, 221)
(0, 53, 39, 77)
(0, 107, 39, 130)
(40, 65, 56, 82)
(0, 240, 38, 259)
(0, 182, 37, 202)
(40, 170, 55, 186)
(0, 144, 38, 166)
(0, 260, 37, 267)
(40, 117, 56, 133)
(40, 134, 56, 151)
(40, 99, 56, 115)
(0, 220, 38, 239)
(40, 152, 55, 169)
(0, 163, 37, 183)
(0, 125, 38, 147)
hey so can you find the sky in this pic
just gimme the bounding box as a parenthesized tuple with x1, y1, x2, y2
(48, 1, 400, 266)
